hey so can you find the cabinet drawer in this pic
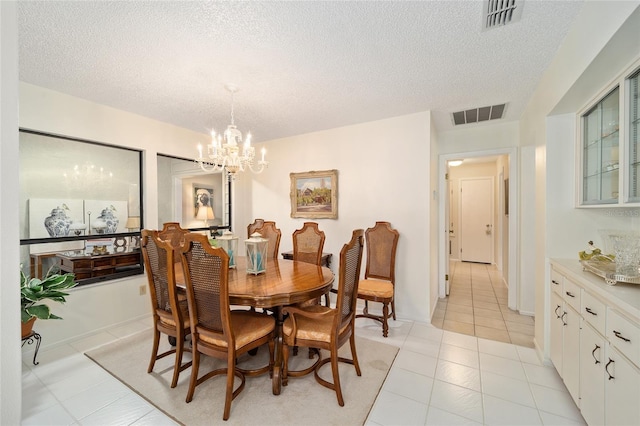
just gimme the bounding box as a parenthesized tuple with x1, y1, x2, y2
(582, 290, 606, 335)
(563, 277, 581, 312)
(607, 309, 640, 367)
(550, 269, 563, 295)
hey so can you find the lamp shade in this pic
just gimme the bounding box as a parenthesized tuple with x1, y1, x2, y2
(196, 206, 215, 221)
(125, 216, 140, 229)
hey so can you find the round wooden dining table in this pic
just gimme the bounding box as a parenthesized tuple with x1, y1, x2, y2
(176, 256, 334, 395)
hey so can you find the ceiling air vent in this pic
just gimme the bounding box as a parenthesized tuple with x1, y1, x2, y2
(483, 0, 524, 30)
(452, 104, 506, 126)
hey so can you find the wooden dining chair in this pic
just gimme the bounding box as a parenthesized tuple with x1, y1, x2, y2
(356, 221, 400, 338)
(247, 218, 265, 239)
(140, 229, 192, 388)
(158, 222, 191, 343)
(281, 229, 364, 406)
(292, 222, 325, 266)
(179, 233, 275, 421)
(254, 221, 281, 259)
(293, 222, 328, 307)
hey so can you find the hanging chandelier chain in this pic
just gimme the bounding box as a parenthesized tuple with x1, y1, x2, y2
(229, 89, 235, 126)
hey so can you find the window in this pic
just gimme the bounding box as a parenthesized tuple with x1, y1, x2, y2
(19, 129, 143, 285)
(156, 154, 231, 234)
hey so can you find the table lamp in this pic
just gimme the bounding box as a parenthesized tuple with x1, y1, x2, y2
(125, 216, 141, 249)
(196, 206, 215, 227)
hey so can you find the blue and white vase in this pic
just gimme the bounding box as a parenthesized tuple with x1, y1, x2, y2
(44, 206, 72, 237)
(97, 206, 119, 233)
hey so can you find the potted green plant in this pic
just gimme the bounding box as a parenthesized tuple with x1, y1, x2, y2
(20, 268, 77, 338)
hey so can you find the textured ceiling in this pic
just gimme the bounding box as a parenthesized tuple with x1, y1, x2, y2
(17, 1, 584, 142)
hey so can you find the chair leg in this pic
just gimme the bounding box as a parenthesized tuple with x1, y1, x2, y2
(391, 299, 396, 320)
(324, 292, 330, 307)
(171, 330, 184, 388)
(223, 355, 235, 420)
(147, 328, 160, 373)
(185, 349, 200, 403)
(382, 302, 389, 338)
(349, 332, 361, 376)
(330, 346, 344, 406)
(282, 344, 290, 386)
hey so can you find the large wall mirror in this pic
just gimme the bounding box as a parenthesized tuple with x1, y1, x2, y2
(19, 129, 143, 285)
(156, 154, 231, 234)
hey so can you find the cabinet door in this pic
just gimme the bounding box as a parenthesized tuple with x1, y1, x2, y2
(550, 291, 564, 373)
(628, 68, 639, 203)
(581, 87, 620, 205)
(605, 346, 640, 426)
(580, 321, 605, 426)
(563, 304, 581, 405)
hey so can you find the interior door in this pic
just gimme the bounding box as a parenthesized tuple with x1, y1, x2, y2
(460, 177, 493, 263)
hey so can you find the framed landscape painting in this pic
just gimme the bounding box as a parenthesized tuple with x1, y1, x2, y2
(290, 169, 338, 219)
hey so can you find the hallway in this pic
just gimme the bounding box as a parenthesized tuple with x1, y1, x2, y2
(432, 262, 535, 348)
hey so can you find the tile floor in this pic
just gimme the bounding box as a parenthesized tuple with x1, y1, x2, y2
(21, 315, 584, 425)
(431, 261, 535, 348)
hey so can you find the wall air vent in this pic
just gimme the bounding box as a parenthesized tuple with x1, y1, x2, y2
(483, 0, 524, 30)
(452, 104, 506, 126)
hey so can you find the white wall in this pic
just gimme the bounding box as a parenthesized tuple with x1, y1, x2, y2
(1, 2, 23, 423)
(243, 112, 434, 321)
(519, 1, 640, 355)
(18, 82, 209, 347)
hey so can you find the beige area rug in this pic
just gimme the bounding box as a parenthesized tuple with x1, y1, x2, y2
(85, 329, 398, 425)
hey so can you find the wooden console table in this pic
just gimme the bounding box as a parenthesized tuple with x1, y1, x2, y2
(57, 249, 142, 281)
(30, 251, 61, 279)
(281, 251, 332, 268)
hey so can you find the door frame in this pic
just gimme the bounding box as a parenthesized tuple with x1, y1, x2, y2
(438, 147, 518, 310)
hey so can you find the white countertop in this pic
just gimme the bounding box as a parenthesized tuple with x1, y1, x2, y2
(550, 258, 640, 323)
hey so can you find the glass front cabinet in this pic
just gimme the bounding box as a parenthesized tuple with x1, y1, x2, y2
(578, 59, 640, 207)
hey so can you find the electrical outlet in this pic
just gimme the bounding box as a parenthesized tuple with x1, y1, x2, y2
(139, 285, 146, 295)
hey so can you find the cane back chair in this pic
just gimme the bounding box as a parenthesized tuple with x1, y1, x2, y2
(356, 221, 399, 337)
(179, 233, 275, 420)
(254, 221, 281, 260)
(247, 218, 265, 239)
(281, 229, 364, 406)
(140, 229, 191, 388)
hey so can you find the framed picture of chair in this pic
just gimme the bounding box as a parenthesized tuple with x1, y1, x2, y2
(290, 169, 338, 219)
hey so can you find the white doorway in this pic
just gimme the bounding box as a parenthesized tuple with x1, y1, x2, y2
(438, 148, 518, 311)
(460, 177, 494, 263)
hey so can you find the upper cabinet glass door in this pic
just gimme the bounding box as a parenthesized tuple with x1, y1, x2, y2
(581, 87, 620, 205)
(628, 69, 639, 203)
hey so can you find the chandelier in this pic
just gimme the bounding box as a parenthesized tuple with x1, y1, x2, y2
(196, 84, 267, 179)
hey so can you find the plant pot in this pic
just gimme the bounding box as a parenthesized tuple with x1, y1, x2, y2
(21, 317, 36, 339)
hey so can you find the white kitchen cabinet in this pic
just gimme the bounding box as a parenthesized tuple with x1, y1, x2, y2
(579, 321, 606, 426)
(604, 345, 640, 426)
(550, 259, 640, 425)
(550, 291, 564, 373)
(577, 58, 640, 207)
(563, 304, 581, 405)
